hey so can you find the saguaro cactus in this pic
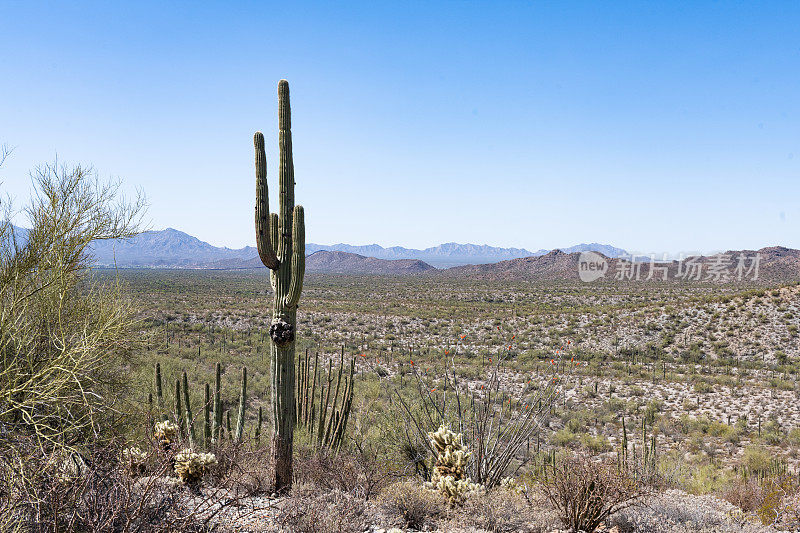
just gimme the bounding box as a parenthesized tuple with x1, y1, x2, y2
(255, 79, 305, 492)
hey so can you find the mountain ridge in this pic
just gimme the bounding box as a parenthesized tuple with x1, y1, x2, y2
(8, 227, 799, 280)
(83, 228, 632, 268)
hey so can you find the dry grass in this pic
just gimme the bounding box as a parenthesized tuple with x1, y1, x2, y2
(378, 481, 446, 530)
(293, 446, 397, 500)
(276, 483, 371, 533)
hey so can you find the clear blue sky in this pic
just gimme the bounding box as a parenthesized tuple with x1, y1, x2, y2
(1, 1, 799, 254)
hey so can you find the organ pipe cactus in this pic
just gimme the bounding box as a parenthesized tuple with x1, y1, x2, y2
(295, 347, 356, 450)
(154, 362, 166, 420)
(182, 371, 195, 447)
(254, 79, 306, 491)
(151, 362, 249, 448)
(213, 362, 222, 442)
(174, 378, 183, 436)
(204, 382, 212, 446)
(235, 367, 247, 442)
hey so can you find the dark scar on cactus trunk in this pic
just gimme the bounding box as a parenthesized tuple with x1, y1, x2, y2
(270, 318, 295, 346)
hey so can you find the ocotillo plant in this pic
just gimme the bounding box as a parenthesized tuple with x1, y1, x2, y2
(295, 346, 356, 450)
(254, 79, 306, 491)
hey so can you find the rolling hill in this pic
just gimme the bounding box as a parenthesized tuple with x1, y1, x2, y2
(440, 247, 800, 283)
(306, 251, 435, 274)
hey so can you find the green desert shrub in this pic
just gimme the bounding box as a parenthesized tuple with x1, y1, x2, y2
(742, 445, 773, 477)
(0, 160, 145, 529)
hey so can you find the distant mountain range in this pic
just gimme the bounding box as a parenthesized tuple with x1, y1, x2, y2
(442, 247, 800, 283)
(11, 226, 795, 281)
(76, 227, 630, 269)
(305, 242, 629, 267)
(88, 228, 257, 268)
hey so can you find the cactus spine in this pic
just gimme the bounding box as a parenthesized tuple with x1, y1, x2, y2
(255, 79, 306, 491)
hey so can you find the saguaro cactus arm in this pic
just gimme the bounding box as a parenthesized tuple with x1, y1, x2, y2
(286, 205, 305, 307)
(255, 133, 279, 270)
(277, 79, 294, 263)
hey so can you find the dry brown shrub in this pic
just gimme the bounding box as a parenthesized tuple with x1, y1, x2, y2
(276, 483, 371, 533)
(205, 440, 273, 498)
(540, 456, 646, 533)
(0, 438, 210, 532)
(293, 447, 395, 500)
(444, 486, 556, 533)
(378, 481, 446, 530)
(777, 491, 800, 530)
(723, 477, 764, 512)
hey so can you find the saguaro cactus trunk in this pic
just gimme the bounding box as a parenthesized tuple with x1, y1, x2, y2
(255, 79, 305, 492)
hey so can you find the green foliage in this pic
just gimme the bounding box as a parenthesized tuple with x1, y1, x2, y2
(552, 428, 577, 447)
(579, 433, 610, 453)
(0, 161, 144, 449)
(0, 158, 145, 530)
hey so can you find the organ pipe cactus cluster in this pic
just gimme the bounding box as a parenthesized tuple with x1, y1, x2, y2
(254, 79, 306, 491)
(151, 362, 250, 448)
(295, 347, 356, 450)
(617, 415, 657, 481)
(424, 425, 480, 506)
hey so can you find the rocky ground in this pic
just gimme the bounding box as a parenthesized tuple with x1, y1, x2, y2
(176, 485, 790, 532)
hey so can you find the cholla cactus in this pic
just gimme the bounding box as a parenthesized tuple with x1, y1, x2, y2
(122, 446, 148, 477)
(154, 420, 179, 448)
(424, 425, 480, 505)
(53, 450, 87, 484)
(500, 476, 524, 494)
(173, 449, 217, 486)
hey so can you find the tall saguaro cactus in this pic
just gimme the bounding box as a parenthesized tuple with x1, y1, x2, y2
(255, 79, 305, 492)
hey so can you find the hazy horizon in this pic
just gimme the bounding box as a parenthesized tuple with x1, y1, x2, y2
(13, 223, 785, 260)
(2, 2, 799, 255)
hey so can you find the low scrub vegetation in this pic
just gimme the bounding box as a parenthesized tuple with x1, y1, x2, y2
(3, 154, 800, 531)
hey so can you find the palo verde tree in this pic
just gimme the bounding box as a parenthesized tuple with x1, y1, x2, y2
(0, 153, 145, 527)
(254, 79, 305, 492)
